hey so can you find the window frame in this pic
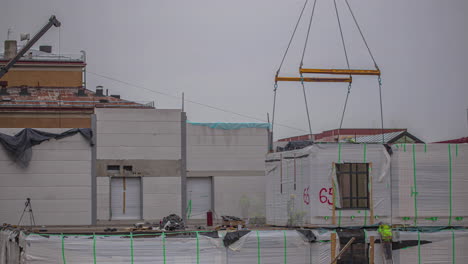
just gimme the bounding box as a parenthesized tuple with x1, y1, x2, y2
(335, 162, 370, 210)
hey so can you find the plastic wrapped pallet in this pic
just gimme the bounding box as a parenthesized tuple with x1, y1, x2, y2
(0, 229, 20, 264)
(392, 229, 468, 263)
(226, 229, 335, 264)
(266, 143, 391, 227)
(18, 231, 225, 264)
(391, 144, 468, 226)
(1, 229, 337, 264)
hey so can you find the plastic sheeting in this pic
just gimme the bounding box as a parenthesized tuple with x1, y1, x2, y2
(392, 229, 468, 263)
(187, 122, 270, 130)
(391, 143, 468, 226)
(0, 229, 335, 264)
(266, 143, 391, 227)
(0, 229, 20, 264)
(227, 229, 334, 264)
(0, 128, 92, 167)
(266, 143, 468, 228)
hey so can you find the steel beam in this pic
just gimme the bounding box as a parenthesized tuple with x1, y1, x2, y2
(275, 76, 352, 83)
(300, 68, 380, 76)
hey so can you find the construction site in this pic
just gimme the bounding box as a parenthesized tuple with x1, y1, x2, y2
(1, 1, 467, 263)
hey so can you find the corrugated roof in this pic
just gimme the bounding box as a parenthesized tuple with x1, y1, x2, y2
(434, 137, 468, 143)
(0, 87, 153, 110)
(342, 131, 406, 143)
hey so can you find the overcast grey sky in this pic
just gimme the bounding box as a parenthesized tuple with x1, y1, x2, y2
(1, 0, 467, 141)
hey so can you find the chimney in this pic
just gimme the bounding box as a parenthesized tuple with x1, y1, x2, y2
(4, 40, 17, 59)
(0, 81, 8, 95)
(95, 86, 104, 96)
(76, 89, 86, 96)
(19, 87, 30, 96)
(111, 94, 120, 99)
(39, 45, 52, 53)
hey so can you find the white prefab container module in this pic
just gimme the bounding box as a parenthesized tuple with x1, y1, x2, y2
(266, 143, 391, 227)
(266, 143, 468, 228)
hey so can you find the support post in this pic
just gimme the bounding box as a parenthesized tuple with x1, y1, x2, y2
(91, 114, 97, 225)
(369, 163, 374, 225)
(332, 163, 337, 225)
(331, 233, 337, 264)
(369, 236, 375, 264)
(181, 111, 188, 222)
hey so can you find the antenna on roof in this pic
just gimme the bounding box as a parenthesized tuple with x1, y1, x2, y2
(7, 28, 12, 40)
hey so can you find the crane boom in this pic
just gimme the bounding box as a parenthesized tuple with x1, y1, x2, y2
(0, 15, 61, 79)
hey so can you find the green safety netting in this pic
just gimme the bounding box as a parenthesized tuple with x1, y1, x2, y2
(187, 122, 270, 130)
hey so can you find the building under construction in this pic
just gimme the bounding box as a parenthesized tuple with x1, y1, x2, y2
(1, 1, 467, 263)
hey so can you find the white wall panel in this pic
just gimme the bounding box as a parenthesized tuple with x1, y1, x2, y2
(213, 176, 265, 218)
(0, 129, 92, 225)
(142, 177, 181, 220)
(186, 125, 268, 172)
(96, 109, 181, 122)
(96, 109, 182, 160)
(97, 177, 110, 220)
(97, 121, 180, 134)
(98, 134, 180, 147)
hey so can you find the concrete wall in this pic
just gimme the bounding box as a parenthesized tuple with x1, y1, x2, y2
(95, 108, 182, 221)
(143, 177, 181, 220)
(96, 109, 181, 160)
(213, 176, 265, 219)
(187, 124, 268, 219)
(0, 128, 92, 225)
(187, 125, 267, 172)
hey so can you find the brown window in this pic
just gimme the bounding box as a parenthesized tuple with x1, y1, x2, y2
(336, 163, 369, 209)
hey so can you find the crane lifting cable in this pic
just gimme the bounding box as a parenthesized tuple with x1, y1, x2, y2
(271, 0, 384, 144)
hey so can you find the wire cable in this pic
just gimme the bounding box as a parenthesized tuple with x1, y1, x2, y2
(333, 0, 352, 141)
(297, 0, 318, 140)
(299, 0, 318, 68)
(338, 82, 352, 132)
(333, 0, 351, 72)
(273, 0, 310, 140)
(271, 83, 278, 133)
(87, 71, 308, 133)
(276, 0, 310, 76)
(344, 0, 379, 69)
(301, 78, 314, 139)
(378, 76, 385, 143)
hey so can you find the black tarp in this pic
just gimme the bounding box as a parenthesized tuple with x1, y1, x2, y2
(276, 140, 314, 152)
(0, 128, 93, 167)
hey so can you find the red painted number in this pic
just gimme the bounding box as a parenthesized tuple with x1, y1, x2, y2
(303, 186, 310, 205)
(319, 187, 334, 205)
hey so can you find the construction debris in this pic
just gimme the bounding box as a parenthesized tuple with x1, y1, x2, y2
(160, 214, 185, 231)
(218, 215, 245, 230)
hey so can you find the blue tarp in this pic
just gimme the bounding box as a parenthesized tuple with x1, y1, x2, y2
(187, 121, 270, 130)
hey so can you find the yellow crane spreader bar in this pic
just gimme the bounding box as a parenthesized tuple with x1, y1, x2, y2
(299, 68, 380, 76)
(275, 76, 352, 83)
